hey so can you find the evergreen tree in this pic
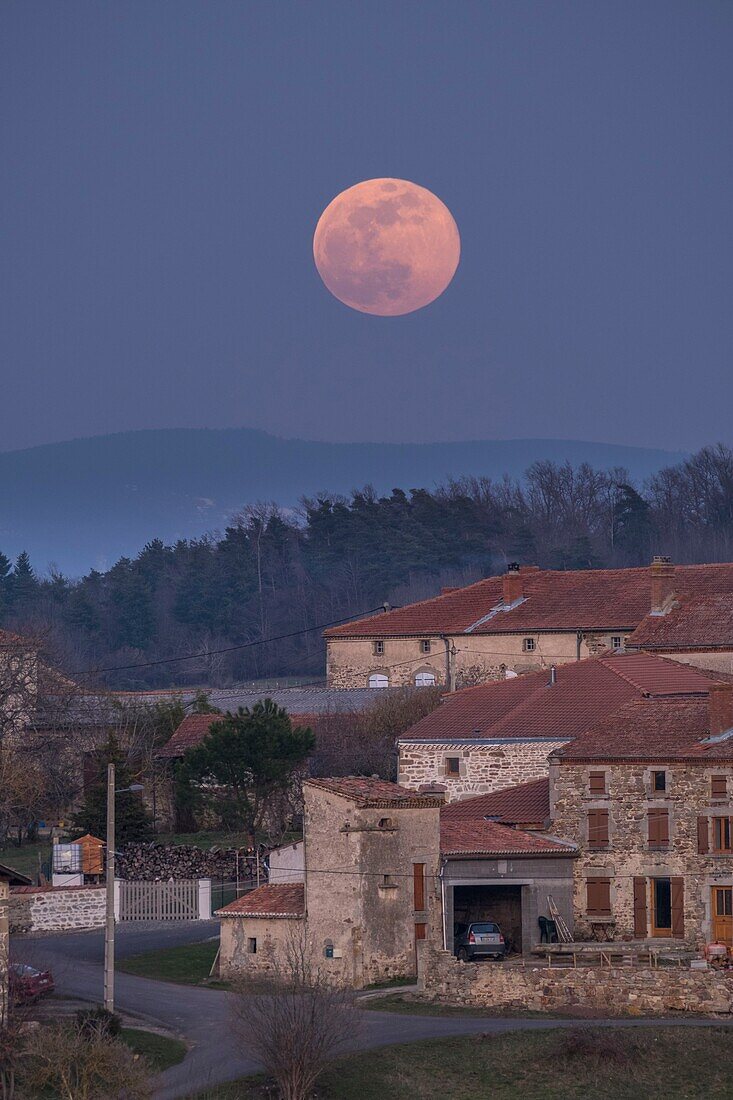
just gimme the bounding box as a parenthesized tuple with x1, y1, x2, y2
(72, 735, 151, 843)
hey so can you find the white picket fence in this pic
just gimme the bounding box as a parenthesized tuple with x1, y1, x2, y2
(117, 878, 211, 921)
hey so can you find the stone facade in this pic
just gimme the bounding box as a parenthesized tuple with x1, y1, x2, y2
(220, 913, 303, 978)
(9, 885, 106, 933)
(423, 949, 733, 1015)
(398, 739, 566, 802)
(549, 759, 733, 947)
(326, 631, 619, 690)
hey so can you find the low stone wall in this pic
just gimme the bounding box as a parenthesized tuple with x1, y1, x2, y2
(424, 950, 733, 1016)
(10, 886, 106, 933)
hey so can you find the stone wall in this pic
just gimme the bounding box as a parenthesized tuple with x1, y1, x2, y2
(9, 886, 106, 933)
(424, 949, 733, 1016)
(549, 759, 733, 946)
(398, 739, 566, 801)
(326, 632, 618, 690)
(219, 915, 301, 979)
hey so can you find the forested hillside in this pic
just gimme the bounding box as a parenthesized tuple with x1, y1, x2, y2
(2, 444, 732, 690)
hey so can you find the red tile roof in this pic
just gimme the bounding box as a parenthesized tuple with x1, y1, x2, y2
(216, 883, 305, 918)
(440, 814, 575, 857)
(628, 593, 733, 650)
(441, 778, 550, 826)
(399, 652, 719, 744)
(157, 711, 316, 758)
(556, 695, 733, 762)
(304, 776, 445, 807)
(324, 563, 733, 638)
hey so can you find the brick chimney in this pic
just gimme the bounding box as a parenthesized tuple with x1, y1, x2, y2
(503, 562, 523, 606)
(709, 682, 733, 736)
(650, 555, 675, 614)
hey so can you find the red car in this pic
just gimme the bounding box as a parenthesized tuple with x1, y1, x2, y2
(10, 963, 55, 1004)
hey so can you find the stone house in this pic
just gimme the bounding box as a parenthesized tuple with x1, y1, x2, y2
(217, 777, 444, 987)
(398, 651, 721, 802)
(0, 862, 31, 1023)
(549, 679, 733, 949)
(324, 558, 733, 689)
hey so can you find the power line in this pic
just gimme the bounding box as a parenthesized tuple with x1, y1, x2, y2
(74, 607, 388, 679)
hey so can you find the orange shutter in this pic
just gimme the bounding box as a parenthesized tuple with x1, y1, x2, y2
(648, 809, 669, 846)
(711, 775, 727, 799)
(588, 809, 609, 846)
(698, 817, 710, 854)
(413, 864, 425, 911)
(586, 878, 611, 917)
(633, 877, 647, 937)
(671, 878, 684, 937)
(589, 772, 606, 795)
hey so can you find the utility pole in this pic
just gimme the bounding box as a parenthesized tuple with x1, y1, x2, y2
(104, 763, 115, 1013)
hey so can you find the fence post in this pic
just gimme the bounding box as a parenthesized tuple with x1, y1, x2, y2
(114, 879, 121, 921)
(198, 878, 212, 920)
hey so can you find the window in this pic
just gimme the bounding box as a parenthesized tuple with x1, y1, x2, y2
(589, 771, 606, 795)
(653, 878, 672, 935)
(652, 770, 666, 793)
(713, 816, 733, 853)
(586, 878, 612, 917)
(368, 673, 389, 688)
(522, 637, 536, 653)
(415, 671, 437, 687)
(420, 639, 431, 654)
(587, 809, 609, 847)
(372, 640, 385, 656)
(711, 775, 728, 799)
(378, 817, 394, 829)
(247, 937, 257, 954)
(413, 863, 426, 911)
(611, 635, 623, 650)
(445, 757, 460, 777)
(647, 808, 670, 847)
(380, 874, 397, 889)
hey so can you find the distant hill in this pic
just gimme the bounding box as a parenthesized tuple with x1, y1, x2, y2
(0, 429, 685, 576)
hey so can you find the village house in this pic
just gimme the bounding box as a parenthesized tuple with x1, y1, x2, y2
(0, 862, 32, 1023)
(397, 651, 722, 802)
(324, 558, 733, 689)
(217, 777, 444, 986)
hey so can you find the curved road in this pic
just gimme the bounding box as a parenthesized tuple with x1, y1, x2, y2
(16, 923, 733, 1099)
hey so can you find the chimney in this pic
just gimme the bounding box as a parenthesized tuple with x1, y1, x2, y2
(709, 682, 733, 736)
(548, 665, 558, 686)
(650, 556, 675, 614)
(503, 562, 523, 606)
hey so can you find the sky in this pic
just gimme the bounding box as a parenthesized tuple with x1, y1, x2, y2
(1, 1, 732, 453)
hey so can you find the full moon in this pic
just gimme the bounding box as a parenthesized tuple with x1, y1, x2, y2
(313, 178, 460, 316)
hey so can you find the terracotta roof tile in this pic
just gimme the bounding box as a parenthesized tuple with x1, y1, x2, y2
(157, 710, 316, 758)
(325, 563, 733, 638)
(304, 776, 444, 807)
(628, 593, 733, 650)
(440, 815, 576, 857)
(441, 778, 550, 826)
(216, 883, 305, 918)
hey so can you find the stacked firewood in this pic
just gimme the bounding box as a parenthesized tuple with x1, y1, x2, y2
(116, 842, 263, 882)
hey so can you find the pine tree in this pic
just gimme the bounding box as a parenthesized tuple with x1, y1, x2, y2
(71, 735, 152, 843)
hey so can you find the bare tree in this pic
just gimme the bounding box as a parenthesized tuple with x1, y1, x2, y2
(231, 927, 361, 1100)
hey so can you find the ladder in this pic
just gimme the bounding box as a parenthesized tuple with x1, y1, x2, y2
(547, 894, 573, 943)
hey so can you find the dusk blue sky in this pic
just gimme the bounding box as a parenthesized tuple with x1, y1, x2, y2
(2, 1, 731, 453)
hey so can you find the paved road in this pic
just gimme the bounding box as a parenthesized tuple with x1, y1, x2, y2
(16, 924, 733, 1100)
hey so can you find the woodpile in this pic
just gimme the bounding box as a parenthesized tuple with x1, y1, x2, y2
(116, 842, 262, 883)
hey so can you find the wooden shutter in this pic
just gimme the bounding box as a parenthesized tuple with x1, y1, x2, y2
(711, 775, 727, 799)
(698, 816, 710, 854)
(671, 877, 684, 937)
(633, 877, 647, 937)
(648, 808, 669, 846)
(586, 878, 611, 917)
(414, 922, 427, 941)
(588, 809, 609, 847)
(589, 771, 606, 795)
(413, 863, 425, 911)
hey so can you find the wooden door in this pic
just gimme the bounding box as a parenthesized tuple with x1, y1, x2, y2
(712, 887, 733, 945)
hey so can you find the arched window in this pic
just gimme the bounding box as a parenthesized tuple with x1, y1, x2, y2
(415, 671, 436, 687)
(368, 673, 389, 688)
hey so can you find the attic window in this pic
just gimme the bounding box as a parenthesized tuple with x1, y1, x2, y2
(445, 757, 460, 777)
(420, 639, 431, 654)
(247, 937, 257, 954)
(611, 636, 623, 650)
(522, 638, 536, 653)
(373, 640, 385, 657)
(378, 817, 395, 829)
(652, 770, 667, 793)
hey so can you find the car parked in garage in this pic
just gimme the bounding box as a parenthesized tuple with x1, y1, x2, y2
(454, 921, 507, 961)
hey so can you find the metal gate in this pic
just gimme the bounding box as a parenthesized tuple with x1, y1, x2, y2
(119, 879, 200, 921)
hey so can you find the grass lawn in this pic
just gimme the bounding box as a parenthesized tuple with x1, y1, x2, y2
(118, 940, 220, 985)
(361, 993, 556, 1018)
(0, 839, 48, 880)
(194, 1026, 733, 1099)
(120, 1027, 187, 1071)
